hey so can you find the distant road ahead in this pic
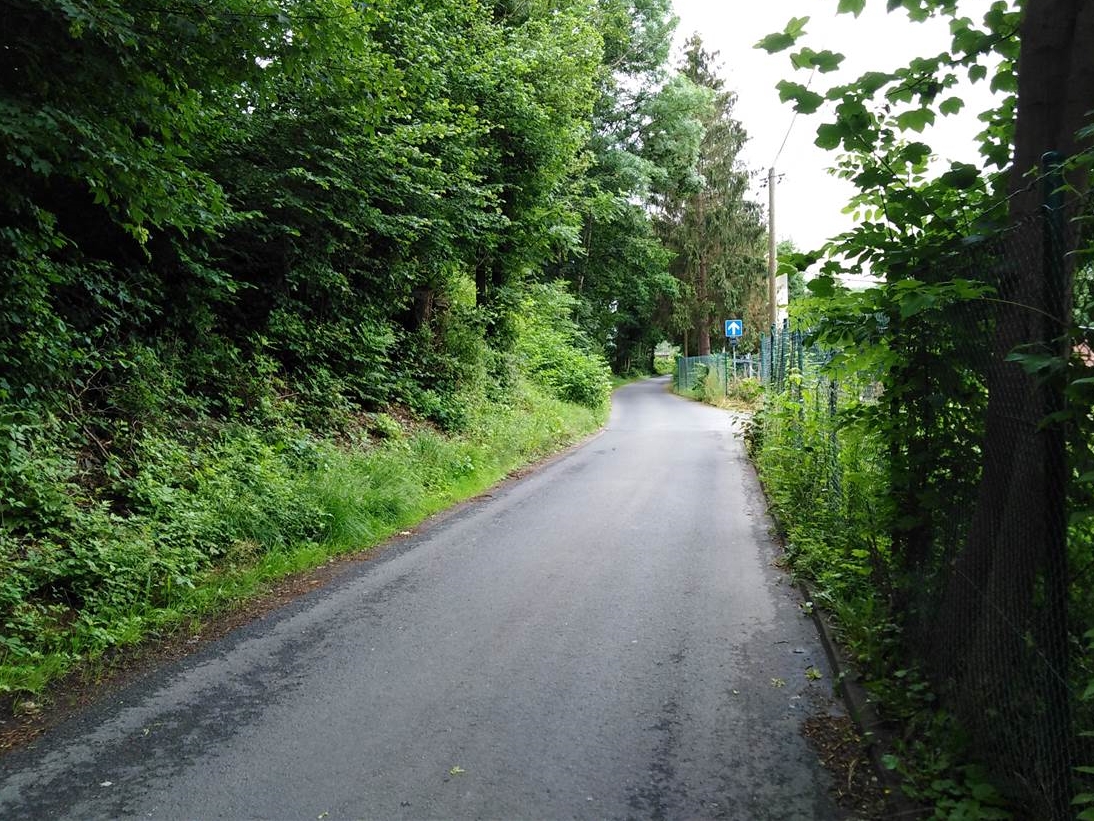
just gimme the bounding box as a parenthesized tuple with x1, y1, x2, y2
(0, 376, 842, 820)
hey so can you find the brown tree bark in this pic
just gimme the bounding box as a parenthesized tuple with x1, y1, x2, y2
(697, 253, 712, 356)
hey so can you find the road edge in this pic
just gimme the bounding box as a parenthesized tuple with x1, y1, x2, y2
(0, 409, 610, 758)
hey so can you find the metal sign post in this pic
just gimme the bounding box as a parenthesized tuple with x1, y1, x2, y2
(725, 320, 743, 386)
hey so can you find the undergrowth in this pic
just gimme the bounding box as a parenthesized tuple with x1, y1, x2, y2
(746, 378, 1013, 820)
(674, 361, 763, 412)
(0, 272, 611, 706)
(0, 378, 601, 703)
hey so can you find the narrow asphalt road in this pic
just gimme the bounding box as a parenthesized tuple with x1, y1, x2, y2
(0, 377, 843, 820)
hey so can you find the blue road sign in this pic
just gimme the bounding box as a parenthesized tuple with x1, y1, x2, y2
(725, 319, 743, 338)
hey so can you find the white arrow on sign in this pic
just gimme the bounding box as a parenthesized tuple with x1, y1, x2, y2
(725, 319, 743, 338)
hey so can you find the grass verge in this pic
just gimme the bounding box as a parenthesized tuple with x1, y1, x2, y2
(0, 379, 602, 706)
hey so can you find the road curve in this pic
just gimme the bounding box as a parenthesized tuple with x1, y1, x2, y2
(0, 377, 843, 820)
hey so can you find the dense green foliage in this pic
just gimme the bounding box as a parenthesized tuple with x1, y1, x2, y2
(748, 372, 1014, 819)
(1, 0, 780, 699)
(515, 282, 612, 409)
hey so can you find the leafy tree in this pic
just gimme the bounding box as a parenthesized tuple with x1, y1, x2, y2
(657, 36, 766, 357)
(204, 0, 503, 417)
(467, 0, 601, 343)
(0, 0, 281, 407)
(551, 0, 682, 372)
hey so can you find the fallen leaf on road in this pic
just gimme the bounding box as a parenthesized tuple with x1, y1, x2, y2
(449, 765, 465, 775)
(806, 666, 823, 681)
(771, 678, 786, 688)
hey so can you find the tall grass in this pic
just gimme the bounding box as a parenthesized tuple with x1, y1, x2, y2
(0, 379, 602, 701)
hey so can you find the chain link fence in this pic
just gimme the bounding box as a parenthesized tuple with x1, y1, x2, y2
(674, 351, 760, 394)
(759, 180, 1094, 817)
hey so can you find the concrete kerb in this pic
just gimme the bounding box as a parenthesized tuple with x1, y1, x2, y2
(795, 577, 923, 818)
(749, 461, 922, 817)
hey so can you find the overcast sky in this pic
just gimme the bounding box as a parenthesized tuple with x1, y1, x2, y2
(669, 0, 1002, 258)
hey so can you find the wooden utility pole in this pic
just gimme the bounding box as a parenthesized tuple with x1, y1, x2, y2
(767, 166, 777, 328)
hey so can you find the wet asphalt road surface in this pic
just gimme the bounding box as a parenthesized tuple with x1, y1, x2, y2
(0, 376, 843, 820)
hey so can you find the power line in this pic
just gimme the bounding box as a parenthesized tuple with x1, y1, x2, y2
(772, 67, 816, 169)
(764, 64, 815, 330)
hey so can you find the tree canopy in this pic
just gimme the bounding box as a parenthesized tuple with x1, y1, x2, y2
(1, 0, 782, 567)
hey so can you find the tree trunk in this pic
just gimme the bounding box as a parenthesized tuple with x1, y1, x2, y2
(410, 286, 435, 331)
(697, 252, 711, 356)
(697, 317, 711, 356)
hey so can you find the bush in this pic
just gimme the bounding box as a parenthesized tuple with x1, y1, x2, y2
(699, 366, 721, 403)
(514, 282, 612, 411)
(653, 355, 676, 375)
(0, 409, 79, 534)
(727, 377, 763, 403)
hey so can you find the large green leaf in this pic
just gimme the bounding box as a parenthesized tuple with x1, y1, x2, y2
(895, 107, 936, 132)
(755, 16, 810, 53)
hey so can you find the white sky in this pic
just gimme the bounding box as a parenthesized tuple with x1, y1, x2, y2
(670, 0, 1003, 258)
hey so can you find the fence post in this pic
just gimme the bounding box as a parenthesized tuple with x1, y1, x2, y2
(828, 376, 841, 499)
(792, 330, 804, 404)
(797, 331, 805, 379)
(776, 321, 789, 394)
(769, 323, 777, 385)
(1041, 151, 1073, 819)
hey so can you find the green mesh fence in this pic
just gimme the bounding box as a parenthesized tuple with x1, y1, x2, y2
(760, 180, 1094, 817)
(674, 351, 760, 394)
